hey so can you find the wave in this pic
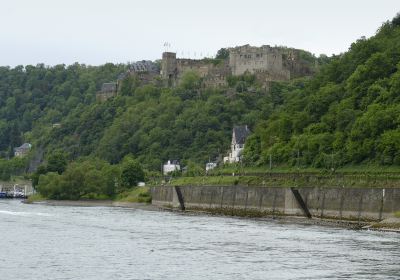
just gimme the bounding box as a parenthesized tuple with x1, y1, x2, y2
(0, 210, 53, 217)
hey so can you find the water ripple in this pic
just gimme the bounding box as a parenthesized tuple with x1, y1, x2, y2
(0, 200, 399, 280)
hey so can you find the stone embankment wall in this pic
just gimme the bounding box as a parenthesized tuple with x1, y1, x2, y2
(150, 185, 400, 221)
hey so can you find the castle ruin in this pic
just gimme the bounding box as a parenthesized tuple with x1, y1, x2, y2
(98, 44, 315, 101)
(161, 52, 230, 87)
(161, 44, 314, 87)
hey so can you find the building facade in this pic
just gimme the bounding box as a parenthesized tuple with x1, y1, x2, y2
(96, 82, 118, 102)
(228, 45, 290, 81)
(163, 160, 181, 175)
(224, 126, 251, 163)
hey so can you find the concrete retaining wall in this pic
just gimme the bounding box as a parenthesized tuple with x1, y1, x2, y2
(151, 185, 400, 221)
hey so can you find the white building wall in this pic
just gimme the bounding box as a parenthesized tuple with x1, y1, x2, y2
(163, 161, 181, 175)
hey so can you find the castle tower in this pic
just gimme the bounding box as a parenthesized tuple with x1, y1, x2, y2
(161, 52, 177, 86)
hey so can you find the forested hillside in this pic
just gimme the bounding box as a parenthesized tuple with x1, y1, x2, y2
(0, 63, 126, 154)
(244, 14, 400, 168)
(0, 63, 126, 180)
(1, 14, 400, 185)
(0, 64, 274, 176)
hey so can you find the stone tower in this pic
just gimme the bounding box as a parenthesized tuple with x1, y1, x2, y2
(161, 52, 177, 86)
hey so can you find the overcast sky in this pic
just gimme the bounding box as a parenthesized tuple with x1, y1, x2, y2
(0, 0, 398, 66)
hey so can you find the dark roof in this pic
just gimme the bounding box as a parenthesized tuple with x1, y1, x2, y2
(233, 126, 250, 144)
(101, 82, 117, 92)
(129, 60, 159, 73)
(14, 143, 31, 151)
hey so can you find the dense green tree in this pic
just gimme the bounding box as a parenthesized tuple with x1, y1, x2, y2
(120, 156, 145, 189)
(215, 48, 230, 59)
(46, 150, 67, 174)
(36, 158, 119, 199)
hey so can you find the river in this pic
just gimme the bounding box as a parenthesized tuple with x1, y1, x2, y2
(0, 200, 399, 280)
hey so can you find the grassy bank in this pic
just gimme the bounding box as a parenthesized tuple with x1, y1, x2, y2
(114, 186, 152, 203)
(27, 187, 152, 204)
(207, 164, 400, 176)
(170, 172, 400, 188)
(26, 194, 46, 203)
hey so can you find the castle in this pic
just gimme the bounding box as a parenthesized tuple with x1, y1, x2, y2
(97, 44, 315, 101)
(161, 44, 314, 88)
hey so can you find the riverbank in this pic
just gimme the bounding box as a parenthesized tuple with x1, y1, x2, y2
(157, 203, 400, 233)
(24, 199, 159, 211)
(151, 185, 400, 233)
(24, 197, 400, 233)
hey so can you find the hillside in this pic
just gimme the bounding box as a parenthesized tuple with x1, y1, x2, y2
(0, 14, 400, 188)
(0, 56, 320, 177)
(244, 14, 400, 168)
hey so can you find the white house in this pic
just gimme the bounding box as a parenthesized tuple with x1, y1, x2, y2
(224, 126, 251, 163)
(206, 162, 217, 172)
(163, 160, 181, 175)
(14, 143, 32, 157)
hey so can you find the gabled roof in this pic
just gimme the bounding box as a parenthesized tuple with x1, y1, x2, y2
(14, 143, 32, 151)
(130, 60, 159, 73)
(233, 126, 250, 144)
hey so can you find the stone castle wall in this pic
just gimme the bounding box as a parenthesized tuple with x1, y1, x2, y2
(177, 59, 231, 88)
(228, 45, 290, 80)
(161, 45, 314, 87)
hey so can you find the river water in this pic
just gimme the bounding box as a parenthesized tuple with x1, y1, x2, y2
(0, 200, 399, 280)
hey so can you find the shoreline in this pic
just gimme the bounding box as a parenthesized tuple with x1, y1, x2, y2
(164, 207, 400, 233)
(24, 199, 400, 233)
(24, 199, 160, 211)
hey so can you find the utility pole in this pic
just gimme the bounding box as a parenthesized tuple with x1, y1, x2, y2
(297, 149, 300, 169)
(269, 154, 272, 170)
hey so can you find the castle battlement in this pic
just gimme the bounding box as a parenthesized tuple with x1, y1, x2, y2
(159, 44, 315, 88)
